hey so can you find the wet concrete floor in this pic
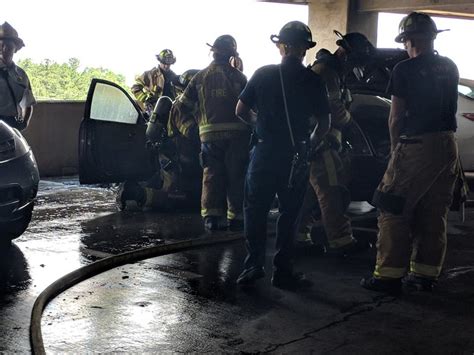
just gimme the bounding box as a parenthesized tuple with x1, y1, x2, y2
(1, 177, 474, 353)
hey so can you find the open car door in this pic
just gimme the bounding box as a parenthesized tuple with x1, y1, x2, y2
(79, 79, 155, 184)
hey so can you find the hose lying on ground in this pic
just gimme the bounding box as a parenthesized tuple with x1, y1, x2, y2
(30, 232, 243, 355)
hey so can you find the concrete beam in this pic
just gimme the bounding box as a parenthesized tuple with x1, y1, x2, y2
(358, 0, 474, 15)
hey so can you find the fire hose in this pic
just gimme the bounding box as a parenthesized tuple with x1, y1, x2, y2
(30, 232, 243, 355)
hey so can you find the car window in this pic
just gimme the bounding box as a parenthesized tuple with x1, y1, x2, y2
(458, 84, 474, 100)
(342, 121, 372, 157)
(90, 82, 140, 124)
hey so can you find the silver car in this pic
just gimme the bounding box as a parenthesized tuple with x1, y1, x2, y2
(0, 121, 39, 245)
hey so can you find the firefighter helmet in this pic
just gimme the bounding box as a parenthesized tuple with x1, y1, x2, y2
(207, 35, 238, 57)
(156, 49, 176, 65)
(270, 21, 316, 49)
(0, 22, 24, 50)
(177, 69, 199, 89)
(335, 31, 375, 58)
(395, 12, 447, 43)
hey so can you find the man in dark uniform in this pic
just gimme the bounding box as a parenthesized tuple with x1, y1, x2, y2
(235, 21, 330, 290)
(361, 12, 459, 295)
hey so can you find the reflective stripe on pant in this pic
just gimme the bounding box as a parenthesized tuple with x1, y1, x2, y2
(200, 135, 249, 220)
(308, 147, 353, 248)
(374, 132, 458, 279)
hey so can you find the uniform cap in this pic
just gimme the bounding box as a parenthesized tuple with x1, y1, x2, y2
(0, 22, 25, 50)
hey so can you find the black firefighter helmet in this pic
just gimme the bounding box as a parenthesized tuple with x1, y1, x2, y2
(395, 12, 448, 43)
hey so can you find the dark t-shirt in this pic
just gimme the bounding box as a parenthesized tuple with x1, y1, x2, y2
(239, 56, 330, 149)
(387, 52, 459, 136)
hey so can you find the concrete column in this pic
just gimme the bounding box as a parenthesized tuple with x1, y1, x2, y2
(307, 0, 350, 63)
(306, 0, 379, 64)
(347, 1, 379, 45)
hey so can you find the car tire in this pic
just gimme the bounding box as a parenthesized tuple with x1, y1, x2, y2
(0, 203, 34, 244)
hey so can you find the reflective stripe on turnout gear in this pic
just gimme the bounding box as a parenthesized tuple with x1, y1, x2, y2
(410, 261, 442, 278)
(328, 234, 355, 249)
(374, 264, 406, 279)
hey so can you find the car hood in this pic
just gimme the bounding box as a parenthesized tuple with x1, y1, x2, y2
(0, 121, 29, 164)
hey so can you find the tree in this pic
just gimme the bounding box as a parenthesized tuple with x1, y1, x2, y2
(18, 58, 129, 100)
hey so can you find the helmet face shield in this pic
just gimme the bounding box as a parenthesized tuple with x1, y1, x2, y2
(156, 49, 176, 65)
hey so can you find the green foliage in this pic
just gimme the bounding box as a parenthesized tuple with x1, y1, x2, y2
(17, 58, 129, 101)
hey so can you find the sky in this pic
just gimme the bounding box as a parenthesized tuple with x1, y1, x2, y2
(2, 1, 474, 87)
(2, 0, 308, 86)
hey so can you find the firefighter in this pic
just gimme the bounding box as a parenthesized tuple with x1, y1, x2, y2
(0, 22, 36, 131)
(235, 21, 330, 290)
(361, 12, 459, 295)
(174, 35, 249, 231)
(131, 49, 179, 115)
(299, 31, 375, 253)
(117, 70, 202, 211)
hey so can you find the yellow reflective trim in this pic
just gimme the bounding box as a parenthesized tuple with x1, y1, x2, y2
(322, 150, 338, 186)
(409, 261, 441, 278)
(143, 187, 155, 208)
(374, 265, 406, 279)
(227, 211, 243, 220)
(328, 235, 355, 249)
(181, 120, 195, 137)
(201, 208, 226, 217)
(135, 92, 148, 102)
(199, 123, 248, 135)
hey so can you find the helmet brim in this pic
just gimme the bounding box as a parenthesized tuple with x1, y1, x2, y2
(0, 36, 25, 49)
(270, 34, 316, 49)
(394, 29, 449, 43)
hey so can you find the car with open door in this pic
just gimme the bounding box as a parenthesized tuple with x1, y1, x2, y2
(79, 49, 471, 208)
(79, 79, 156, 186)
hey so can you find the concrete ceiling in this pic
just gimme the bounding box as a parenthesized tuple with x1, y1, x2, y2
(257, 0, 474, 18)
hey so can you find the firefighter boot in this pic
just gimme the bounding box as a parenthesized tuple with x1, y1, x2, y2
(236, 266, 265, 286)
(403, 274, 437, 292)
(360, 276, 402, 296)
(272, 270, 313, 291)
(228, 219, 244, 232)
(116, 181, 146, 211)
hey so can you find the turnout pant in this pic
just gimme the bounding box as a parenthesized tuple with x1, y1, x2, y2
(200, 135, 249, 221)
(303, 146, 354, 248)
(372, 131, 458, 280)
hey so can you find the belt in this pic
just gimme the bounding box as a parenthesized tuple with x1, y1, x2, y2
(399, 137, 422, 144)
